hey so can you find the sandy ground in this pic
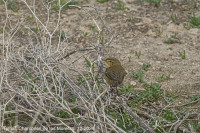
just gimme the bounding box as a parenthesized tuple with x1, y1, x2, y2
(0, 0, 200, 95)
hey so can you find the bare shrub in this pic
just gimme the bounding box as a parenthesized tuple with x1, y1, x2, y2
(0, 0, 119, 132)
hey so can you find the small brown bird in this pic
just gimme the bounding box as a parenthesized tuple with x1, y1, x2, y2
(105, 57, 127, 94)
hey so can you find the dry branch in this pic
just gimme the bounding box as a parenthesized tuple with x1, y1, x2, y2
(174, 113, 198, 132)
(132, 108, 155, 120)
(188, 123, 195, 133)
(58, 47, 95, 61)
(168, 98, 200, 108)
(116, 97, 155, 133)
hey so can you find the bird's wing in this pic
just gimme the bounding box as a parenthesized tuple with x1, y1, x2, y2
(105, 67, 121, 82)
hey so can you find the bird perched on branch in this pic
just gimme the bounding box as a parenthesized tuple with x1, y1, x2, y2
(104, 57, 127, 94)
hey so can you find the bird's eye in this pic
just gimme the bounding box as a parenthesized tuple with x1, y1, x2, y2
(109, 61, 113, 64)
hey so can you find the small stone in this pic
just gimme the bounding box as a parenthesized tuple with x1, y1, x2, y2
(134, 88, 145, 91)
(171, 56, 176, 60)
(156, 61, 161, 64)
(130, 81, 136, 86)
(164, 57, 169, 61)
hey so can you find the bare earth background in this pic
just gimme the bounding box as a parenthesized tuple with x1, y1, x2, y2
(1, 0, 200, 93)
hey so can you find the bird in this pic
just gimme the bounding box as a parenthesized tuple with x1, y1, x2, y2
(104, 57, 127, 94)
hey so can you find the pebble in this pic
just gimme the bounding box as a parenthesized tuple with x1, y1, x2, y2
(130, 81, 137, 86)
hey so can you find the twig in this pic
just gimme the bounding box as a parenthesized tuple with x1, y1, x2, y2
(132, 108, 155, 120)
(58, 47, 94, 61)
(174, 113, 198, 132)
(168, 98, 200, 108)
(188, 123, 195, 133)
(178, 126, 190, 133)
(116, 97, 155, 133)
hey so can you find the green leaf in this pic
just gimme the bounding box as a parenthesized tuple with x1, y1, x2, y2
(84, 57, 91, 67)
